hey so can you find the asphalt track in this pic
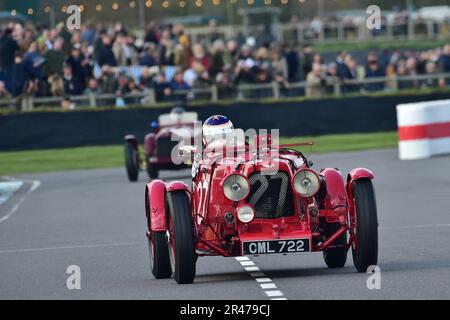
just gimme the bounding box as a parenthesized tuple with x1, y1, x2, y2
(1, 148, 449, 299)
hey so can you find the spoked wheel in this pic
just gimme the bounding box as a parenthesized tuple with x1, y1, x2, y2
(166, 191, 196, 284)
(146, 193, 171, 279)
(146, 158, 159, 180)
(351, 179, 378, 273)
(124, 141, 139, 182)
(323, 222, 348, 268)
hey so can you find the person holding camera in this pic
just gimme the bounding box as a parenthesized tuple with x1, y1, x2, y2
(306, 62, 327, 98)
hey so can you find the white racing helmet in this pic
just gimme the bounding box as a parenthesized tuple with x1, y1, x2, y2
(202, 115, 234, 146)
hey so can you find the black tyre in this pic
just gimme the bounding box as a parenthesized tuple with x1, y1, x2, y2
(146, 191, 172, 279)
(148, 232, 172, 279)
(146, 158, 159, 179)
(352, 179, 378, 273)
(124, 141, 139, 182)
(167, 191, 196, 284)
(323, 222, 347, 268)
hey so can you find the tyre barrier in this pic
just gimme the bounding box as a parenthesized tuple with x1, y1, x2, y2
(397, 100, 450, 160)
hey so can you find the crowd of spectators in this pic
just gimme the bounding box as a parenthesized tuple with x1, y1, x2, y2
(0, 19, 450, 108)
(304, 45, 450, 98)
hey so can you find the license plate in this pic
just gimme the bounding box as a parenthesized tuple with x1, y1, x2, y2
(242, 239, 310, 255)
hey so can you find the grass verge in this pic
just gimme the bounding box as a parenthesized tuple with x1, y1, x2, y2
(0, 131, 398, 176)
(0, 145, 123, 176)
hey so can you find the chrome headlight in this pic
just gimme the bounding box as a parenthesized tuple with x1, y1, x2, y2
(223, 174, 250, 202)
(237, 205, 255, 223)
(292, 169, 320, 197)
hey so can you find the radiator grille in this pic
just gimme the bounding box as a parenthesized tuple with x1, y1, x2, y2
(157, 137, 178, 158)
(247, 171, 295, 219)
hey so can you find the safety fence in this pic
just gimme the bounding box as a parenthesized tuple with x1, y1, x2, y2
(185, 19, 450, 44)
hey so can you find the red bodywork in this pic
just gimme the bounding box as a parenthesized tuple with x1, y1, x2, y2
(146, 139, 374, 257)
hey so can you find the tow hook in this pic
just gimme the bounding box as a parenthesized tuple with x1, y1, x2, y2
(272, 219, 288, 238)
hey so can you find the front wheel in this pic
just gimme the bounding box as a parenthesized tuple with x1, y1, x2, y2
(124, 141, 139, 182)
(351, 179, 378, 273)
(167, 191, 196, 284)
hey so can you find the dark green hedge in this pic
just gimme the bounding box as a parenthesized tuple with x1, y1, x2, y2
(2, 92, 450, 151)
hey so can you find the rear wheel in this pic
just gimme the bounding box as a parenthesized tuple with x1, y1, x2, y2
(167, 191, 196, 284)
(146, 192, 171, 279)
(351, 179, 378, 273)
(323, 222, 348, 268)
(124, 141, 139, 182)
(148, 232, 172, 279)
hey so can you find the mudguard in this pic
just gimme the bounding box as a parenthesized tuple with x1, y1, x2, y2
(166, 181, 190, 194)
(166, 181, 192, 220)
(346, 168, 374, 199)
(146, 180, 191, 232)
(321, 168, 348, 209)
(348, 168, 374, 181)
(124, 135, 139, 149)
(146, 180, 167, 232)
(144, 133, 156, 156)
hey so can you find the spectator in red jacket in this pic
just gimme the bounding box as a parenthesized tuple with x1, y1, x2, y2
(189, 44, 210, 72)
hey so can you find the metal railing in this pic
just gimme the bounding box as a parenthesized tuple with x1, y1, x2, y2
(182, 19, 450, 44)
(1, 73, 450, 112)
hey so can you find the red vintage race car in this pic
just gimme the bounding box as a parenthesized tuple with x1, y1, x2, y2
(124, 107, 198, 181)
(144, 135, 378, 284)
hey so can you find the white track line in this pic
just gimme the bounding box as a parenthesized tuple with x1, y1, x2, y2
(260, 283, 277, 289)
(0, 177, 41, 224)
(0, 181, 23, 205)
(265, 290, 284, 298)
(236, 257, 287, 300)
(0, 241, 138, 254)
(235, 256, 250, 261)
(244, 266, 260, 272)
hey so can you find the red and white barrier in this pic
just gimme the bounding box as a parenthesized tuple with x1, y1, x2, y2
(397, 100, 450, 160)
